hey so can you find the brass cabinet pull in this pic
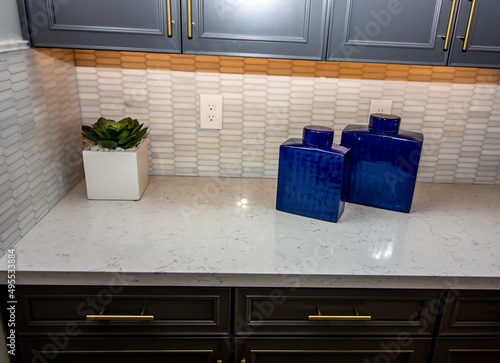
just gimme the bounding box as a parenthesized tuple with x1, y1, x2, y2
(441, 0, 459, 50)
(460, 0, 478, 51)
(241, 359, 246, 363)
(217, 361, 222, 363)
(308, 306, 371, 321)
(86, 307, 154, 321)
(187, 0, 193, 38)
(308, 314, 372, 321)
(166, 0, 173, 37)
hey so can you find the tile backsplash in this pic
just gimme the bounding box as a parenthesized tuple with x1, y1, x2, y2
(0, 49, 82, 251)
(75, 51, 500, 183)
(1, 48, 500, 252)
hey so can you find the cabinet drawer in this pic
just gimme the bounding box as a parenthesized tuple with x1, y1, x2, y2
(439, 289, 500, 335)
(18, 337, 229, 363)
(235, 288, 441, 335)
(432, 337, 500, 363)
(236, 337, 432, 363)
(15, 285, 230, 335)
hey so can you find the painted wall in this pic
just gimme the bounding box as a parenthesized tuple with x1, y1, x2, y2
(0, 0, 25, 51)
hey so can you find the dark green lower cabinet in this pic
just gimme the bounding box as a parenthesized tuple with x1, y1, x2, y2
(18, 337, 230, 363)
(433, 290, 500, 362)
(5, 286, 500, 362)
(235, 337, 432, 363)
(2, 285, 231, 363)
(432, 338, 500, 363)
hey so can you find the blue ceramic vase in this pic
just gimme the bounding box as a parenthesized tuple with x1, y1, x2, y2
(340, 113, 424, 213)
(276, 125, 350, 223)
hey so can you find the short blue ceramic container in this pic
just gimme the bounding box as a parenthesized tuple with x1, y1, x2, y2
(276, 125, 350, 223)
(340, 113, 424, 213)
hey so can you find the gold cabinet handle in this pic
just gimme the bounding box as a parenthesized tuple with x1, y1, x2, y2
(166, 0, 173, 37)
(86, 307, 154, 321)
(187, 0, 193, 39)
(308, 306, 371, 321)
(460, 0, 478, 51)
(217, 361, 222, 363)
(241, 359, 246, 363)
(441, 0, 459, 50)
(308, 315, 372, 321)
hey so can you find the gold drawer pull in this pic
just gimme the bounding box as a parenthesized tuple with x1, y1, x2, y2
(166, 0, 173, 37)
(86, 307, 154, 321)
(308, 306, 371, 321)
(86, 314, 154, 321)
(440, 0, 459, 50)
(460, 0, 478, 51)
(187, 0, 193, 39)
(308, 315, 372, 321)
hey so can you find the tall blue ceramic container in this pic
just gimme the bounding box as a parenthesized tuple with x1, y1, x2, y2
(276, 125, 350, 223)
(340, 113, 423, 213)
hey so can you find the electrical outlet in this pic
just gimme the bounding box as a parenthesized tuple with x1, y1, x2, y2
(369, 99, 393, 117)
(200, 94, 222, 130)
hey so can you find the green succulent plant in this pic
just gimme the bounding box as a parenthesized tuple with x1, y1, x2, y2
(82, 117, 148, 149)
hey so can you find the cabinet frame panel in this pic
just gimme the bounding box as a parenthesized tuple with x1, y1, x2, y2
(235, 287, 442, 336)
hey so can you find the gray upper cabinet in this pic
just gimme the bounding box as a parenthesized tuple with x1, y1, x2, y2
(18, 0, 328, 60)
(327, 0, 453, 65)
(448, 0, 500, 67)
(18, 0, 181, 53)
(327, 0, 500, 68)
(181, 0, 329, 60)
(16, 0, 500, 67)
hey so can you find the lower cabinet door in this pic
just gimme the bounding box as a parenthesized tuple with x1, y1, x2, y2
(432, 338, 500, 363)
(438, 289, 500, 335)
(235, 337, 432, 363)
(17, 337, 230, 363)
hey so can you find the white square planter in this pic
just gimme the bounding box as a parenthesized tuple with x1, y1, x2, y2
(83, 140, 150, 200)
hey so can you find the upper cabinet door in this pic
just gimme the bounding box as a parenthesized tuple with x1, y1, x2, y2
(448, 0, 500, 68)
(327, 0, 452, 65)
(23, 0, 181, 53)
(181, 0, 329, 60)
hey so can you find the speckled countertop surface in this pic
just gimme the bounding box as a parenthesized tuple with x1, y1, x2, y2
(1, 176, 499, 289)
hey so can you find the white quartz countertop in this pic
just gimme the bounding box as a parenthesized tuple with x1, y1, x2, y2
(1, 176, 500, 289)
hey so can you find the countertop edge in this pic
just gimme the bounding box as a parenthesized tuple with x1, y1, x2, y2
(2, 271, 500, 290)
(2, 177, 499, 290)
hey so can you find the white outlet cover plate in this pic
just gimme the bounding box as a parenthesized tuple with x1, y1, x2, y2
(369, 99, 393, 118)
(200, 94, 222, 130)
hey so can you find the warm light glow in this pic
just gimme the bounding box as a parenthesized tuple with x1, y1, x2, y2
(237, 198, 249, 208)
(373, 244, 393, 260)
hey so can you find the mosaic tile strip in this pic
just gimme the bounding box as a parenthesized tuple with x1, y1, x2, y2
(77, 61, 500, 184)
(0, 49, 83, 252)
(74, 51, 500, 84)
